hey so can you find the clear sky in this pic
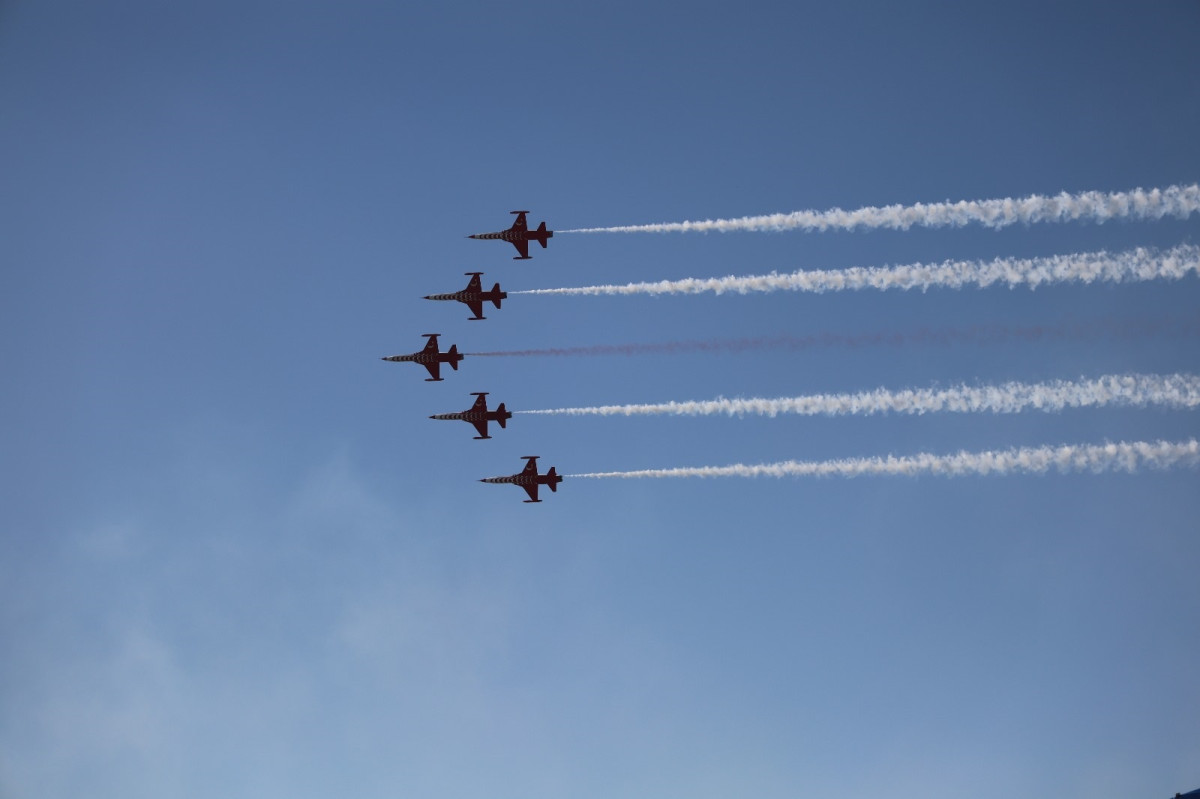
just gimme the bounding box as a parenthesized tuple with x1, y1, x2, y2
(2, 2, 1198, 797)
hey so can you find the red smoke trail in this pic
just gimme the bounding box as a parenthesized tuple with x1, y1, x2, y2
(467, 313, 1200, 357)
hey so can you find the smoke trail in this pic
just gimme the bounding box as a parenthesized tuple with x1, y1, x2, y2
(465, 313, 1200, 357)
(560, 184, 1200, 234)
(518, 374, 1200, 418)
(513, 244, 1200, 297)
(568, 439, 1200, 479)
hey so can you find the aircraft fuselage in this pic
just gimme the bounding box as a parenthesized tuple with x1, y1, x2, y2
(479, 472, 559, 494)
(468, 229, 553, 245)
(424, 274, 507, 320)
(424, 287, 506, 304)
(381, 335, 462, 381)
(480, 457, 562, 502)
(430, 408, 510, 438)
(468, 211, 553, 259)
(480, 475, 530, 486)
(382, 351, 460, 366)
(431, 393, 510, 438)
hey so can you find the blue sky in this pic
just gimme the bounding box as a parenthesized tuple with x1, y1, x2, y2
(2, 2, 1198, 797)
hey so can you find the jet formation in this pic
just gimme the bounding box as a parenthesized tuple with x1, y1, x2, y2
(381, 333, 462, 382)
(479, 456, 563, 503)
(384, 210, 562, 502)
(430, 392, 511, 439)
(424, 272, 507, 321)
(468, 210, 553, 260)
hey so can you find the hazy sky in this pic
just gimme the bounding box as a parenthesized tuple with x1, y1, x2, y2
(2, 2, 1198, 798)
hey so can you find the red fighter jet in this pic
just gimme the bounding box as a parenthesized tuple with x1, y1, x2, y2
(423, 272, 507, 321)
(381, 333, 462, 382)
(429, 392, 511, 439)
(480, 456, 562, 503)
(468, 210, 553, 260)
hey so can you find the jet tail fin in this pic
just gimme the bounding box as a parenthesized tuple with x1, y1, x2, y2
(536, 221, 550, 247)
(448, 344, 460, 369)
(497, 403, 508, 427)
(547, 466, 558, 491)
(491, 284, 504, 308)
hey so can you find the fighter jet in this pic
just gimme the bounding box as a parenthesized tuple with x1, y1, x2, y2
(424, 272, 507, 321)
(381, 333, 463, 382)
(430, 392, 511, 439)
(468, 210, 553, 260)
(480, 455, 562, 503)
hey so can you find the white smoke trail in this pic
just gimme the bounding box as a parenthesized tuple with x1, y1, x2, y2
(568, 439, 1200, 479)
(560, 184, 1200, 234)
(513, 244, 1200, 297)
(518, 374, 1200, 419)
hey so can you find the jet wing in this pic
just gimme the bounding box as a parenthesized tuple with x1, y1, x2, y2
(471, 419, 490, 438)
(465, 273, 482, 291)
(521, 482, 540, 502)
(466, 300, 485, 320)
(510, 239, 530, 259)
(510, 212, 528, 233)
(423, 361, 441, 381)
